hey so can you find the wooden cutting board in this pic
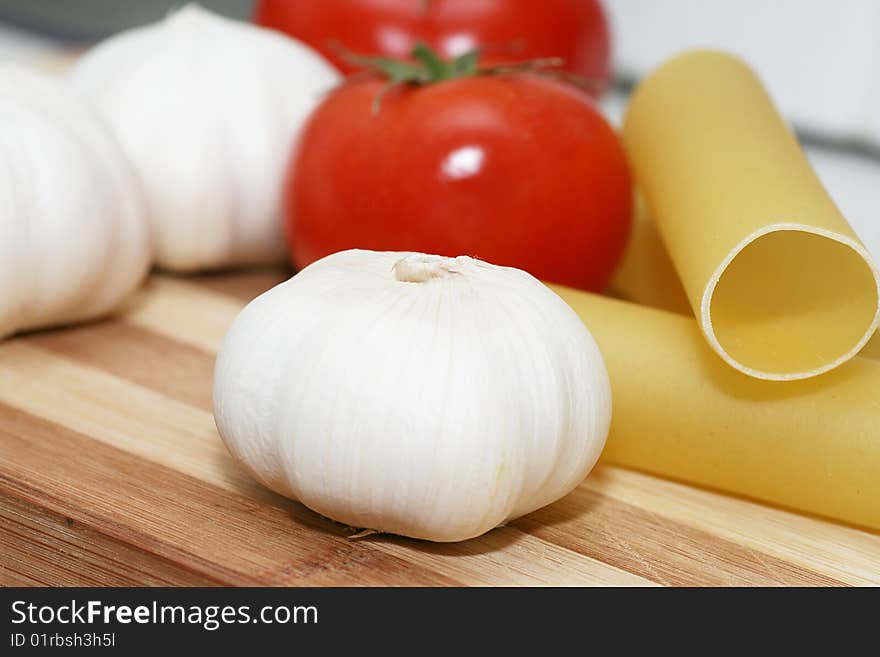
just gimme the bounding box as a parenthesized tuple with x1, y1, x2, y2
(1, 269, 878, 586)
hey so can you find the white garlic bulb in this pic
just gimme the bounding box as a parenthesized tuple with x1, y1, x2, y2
(70, 5, 341, 272)
(0, 66, 151, 340)
(214, 250, 611, 542)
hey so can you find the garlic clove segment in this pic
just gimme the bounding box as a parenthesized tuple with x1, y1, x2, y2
(213, 250, 612, 542)
(70, 4, 341, 273)
(0, 65, 151, 340)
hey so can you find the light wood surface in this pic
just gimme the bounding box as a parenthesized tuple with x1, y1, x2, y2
(1, 269, 878, 586)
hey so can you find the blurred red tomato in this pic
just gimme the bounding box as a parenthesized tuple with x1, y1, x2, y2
(284, 73, 631, 291)
(255, 0, 611, 87)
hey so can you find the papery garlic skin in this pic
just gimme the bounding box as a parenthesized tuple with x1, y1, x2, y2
(214, 250, 611, 542)
(70, 5, 341, 272)
(0, 66, 151, 339)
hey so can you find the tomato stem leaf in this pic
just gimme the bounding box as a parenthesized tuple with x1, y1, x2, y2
(450, 50, 480, 77)
(412, 43, 450, 80)
(339, 42, 602, 115)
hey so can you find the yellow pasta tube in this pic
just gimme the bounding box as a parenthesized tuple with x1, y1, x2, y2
(551, 285, 880, 530)
(623, 50, 880, 381)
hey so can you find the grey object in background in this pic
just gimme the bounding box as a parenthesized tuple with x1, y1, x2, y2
(0, 0, 253, 41)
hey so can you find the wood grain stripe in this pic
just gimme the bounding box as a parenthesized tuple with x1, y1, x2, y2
(514, 487, 842, 586)
(351, 528, 657, 587)
(0, 494, 219, 586)
(0, 342, 245, 494)
(189, 268, 291, 302)
(581, 468, 880, 586)
(120, 276, 244, 353)
(26, 322, 214, 411)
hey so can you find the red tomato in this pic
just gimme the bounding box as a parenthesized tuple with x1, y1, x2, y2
(255, 0, 611, 86)
(284, 74, 631, 291)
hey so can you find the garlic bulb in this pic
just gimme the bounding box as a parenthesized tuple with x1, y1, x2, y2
(70, 5, 340, 272)
(214, 250, 611, 542)
(0, 66, 151, 340)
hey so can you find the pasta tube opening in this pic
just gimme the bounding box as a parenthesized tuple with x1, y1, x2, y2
(705, 226, 880, 380)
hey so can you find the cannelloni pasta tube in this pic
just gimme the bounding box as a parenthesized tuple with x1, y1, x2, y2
(623, 51, 880, 380)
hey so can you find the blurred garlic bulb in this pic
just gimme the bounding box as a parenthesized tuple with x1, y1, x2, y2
(71, 5, 340, 272)
(214, 249, 612, 542)
(0, 66, 151, 340)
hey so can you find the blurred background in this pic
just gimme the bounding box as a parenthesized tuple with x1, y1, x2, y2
(1, 0, 878, 233)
